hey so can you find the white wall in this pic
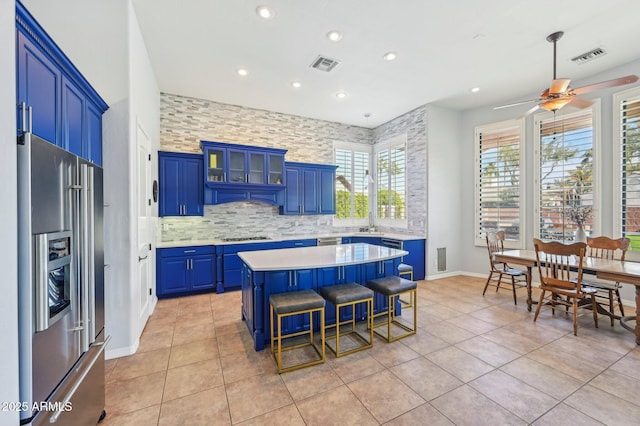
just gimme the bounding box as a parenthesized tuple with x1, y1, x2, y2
(0, 1, 19, 423)
(426, 105, 463, 278)
(103, 0, 160, 358)
(459, 59, 640, 302)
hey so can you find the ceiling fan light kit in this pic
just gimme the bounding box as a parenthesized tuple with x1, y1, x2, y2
(494, 30, 639, 116)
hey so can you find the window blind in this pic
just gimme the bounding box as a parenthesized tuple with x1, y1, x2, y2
(538, 110, 593, 242)
(619, 95, 640, 250)
(477, 126, 521, 241)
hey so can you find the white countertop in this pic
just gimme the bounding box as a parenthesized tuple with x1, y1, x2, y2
(157, 232, 425, 248)
(238, 243, 408, 271)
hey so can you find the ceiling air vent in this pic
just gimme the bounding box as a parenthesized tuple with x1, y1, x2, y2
(571, 47, 606, 64)
(310, 55, 340, 72)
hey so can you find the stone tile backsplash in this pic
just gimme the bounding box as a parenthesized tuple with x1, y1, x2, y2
(159, 93, 427, 242)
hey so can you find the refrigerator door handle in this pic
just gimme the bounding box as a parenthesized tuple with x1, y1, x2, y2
(79, 164, 91, 352)
(48, 335, 111, 424)
(34, 234, 50, 331)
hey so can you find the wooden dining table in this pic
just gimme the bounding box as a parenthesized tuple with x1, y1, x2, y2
(494, 249, 640, 345)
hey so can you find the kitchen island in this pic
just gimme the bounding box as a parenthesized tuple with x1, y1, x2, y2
(239, 243, 408, 350)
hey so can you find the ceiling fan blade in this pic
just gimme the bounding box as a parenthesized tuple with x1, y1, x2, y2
(550, 78, 571, 95)
(493, 99, 538, 110)
(571, 75, 639, 95)
(517, 104, 540, 119)
(568, 96, 594, 109)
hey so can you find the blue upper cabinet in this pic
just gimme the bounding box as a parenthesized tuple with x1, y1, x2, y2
(280, 162, 337, 215)
(201, 141, 287, 206)
(16, 2, 108, 165)
(16, 29, 61, 144)
(159, 151, 204, 217)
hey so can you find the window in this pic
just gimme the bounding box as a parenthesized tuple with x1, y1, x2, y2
(375, 135, 407, 226)
(334, 142, 370, 224)
(474, 120, 525, 246)
(534, 105, 598, 242)
(614, 87, 640, 252)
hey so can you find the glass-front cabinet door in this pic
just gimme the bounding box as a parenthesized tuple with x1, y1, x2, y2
(228, 149, 247, 183)
(268, 154, 284, 185)
(206, 147, 225, 183)
(248, 152, 266, 184)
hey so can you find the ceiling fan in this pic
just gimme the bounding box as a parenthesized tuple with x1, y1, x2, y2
(494, 31, 639, 117)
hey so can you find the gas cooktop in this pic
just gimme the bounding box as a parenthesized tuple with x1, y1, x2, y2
(221, 236, 271, 242)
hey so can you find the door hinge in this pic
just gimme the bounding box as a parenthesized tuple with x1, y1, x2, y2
(148, 243, 152, 250)
(149, 288, 152, 295)
(148, 154, 151, 161)
(148, 199, 151, 206)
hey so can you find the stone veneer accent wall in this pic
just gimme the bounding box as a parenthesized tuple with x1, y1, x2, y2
(373, 105, 428, 235)
(159, 93, 372, 241)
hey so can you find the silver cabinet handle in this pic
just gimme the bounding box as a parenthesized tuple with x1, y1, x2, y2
(27, 105, 33, 132)
(184, 250, 196, 254)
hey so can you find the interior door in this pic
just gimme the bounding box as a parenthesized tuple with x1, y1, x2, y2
(136, 122, 152, 335)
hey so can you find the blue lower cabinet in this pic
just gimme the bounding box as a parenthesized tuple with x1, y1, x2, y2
(351, 236, 382, 245)
(402, 239, 426, 280)
(316, 264, 360, 325)
(157, 246, 215, 298)
(218, 241, 280, 293)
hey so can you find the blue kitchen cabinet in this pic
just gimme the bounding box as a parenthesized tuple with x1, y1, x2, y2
(263, 268, 316, 336)
(280, 162, 337, 215)
(16, 4, 108, 164)
(159, 151, 204, 217)
(351, 236, 382, 245)
(156, 246, 215, 298)
(217, 241, 280, 293)
(402, 239, 426, 280)
(16, 29, 61, 144)
(201, 141, 287, 205)
(316, 264, 360, 325)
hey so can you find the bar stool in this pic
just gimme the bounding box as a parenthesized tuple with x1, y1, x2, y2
(319, 283, 374, 357)
(367, 276, 417, 342)
(269, 289, 325, 373)
(398, 263, 414, 280)
(397, 263, 414, 306)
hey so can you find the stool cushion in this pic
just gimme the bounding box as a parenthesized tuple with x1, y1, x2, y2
(320, 283, 374, 305)
(270, 290, 325, 314)
(367, 276, 416, 295)
(398, 263, 413, 273)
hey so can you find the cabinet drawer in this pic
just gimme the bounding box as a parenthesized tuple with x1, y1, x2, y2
(158, 245, 215, 258)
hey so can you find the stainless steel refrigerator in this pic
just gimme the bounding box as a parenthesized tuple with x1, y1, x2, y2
(17, 133, 108, 425)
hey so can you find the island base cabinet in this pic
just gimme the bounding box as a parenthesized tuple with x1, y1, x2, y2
(242, 257, 401, 351)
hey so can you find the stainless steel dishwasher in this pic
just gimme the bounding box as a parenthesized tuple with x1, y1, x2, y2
(317, 237, 342, 246)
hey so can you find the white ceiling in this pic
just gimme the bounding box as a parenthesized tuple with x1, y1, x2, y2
(23, 0, 640, 129)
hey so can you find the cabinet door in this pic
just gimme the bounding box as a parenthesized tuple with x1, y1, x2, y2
(158, 256, 190, 296)
(16, 30, 61, 144)
(282, 166, 302, 214)
(159, 155, 182, 216)
(319, 167, 336, 214)
(205, 147, 226, 183)
(227, 149, 247, 183)
(267, 154, 284, 185)
(86, 102, 103, 165)
(191, 255, 215, 290)
(301, 167, 319, 214)
(61, 76, 84, 157)
(182, 157, 204, 215)
(248, 151, 266, 184)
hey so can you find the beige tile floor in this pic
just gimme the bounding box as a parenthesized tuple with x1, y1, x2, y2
(103, 276, 640, 425)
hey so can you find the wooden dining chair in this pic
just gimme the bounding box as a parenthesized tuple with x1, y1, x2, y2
(584, 236, 630, 326)
(482, 231, 527, 305)
(533, 238, 598, 336)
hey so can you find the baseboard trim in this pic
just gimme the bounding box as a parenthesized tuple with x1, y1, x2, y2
(105, 338, 140, 360)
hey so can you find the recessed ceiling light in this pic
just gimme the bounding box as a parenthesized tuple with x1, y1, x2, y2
(364, 113, 372, 118)
(236, 68, 249, 77)
(256, 6, 275, 19)
(291, 81, 301, 88)
(327, 30, 342, 42)
(335, 91, 348, 99)
(471, 87, 480, 93)
(383, 51, 397, 61)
